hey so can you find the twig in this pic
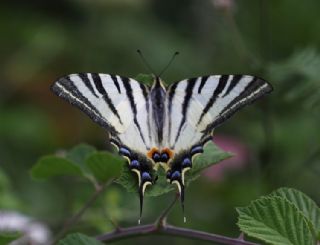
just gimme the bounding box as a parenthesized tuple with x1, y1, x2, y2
(96, 188, 258, 244)
(96, 223, 260, 245)
(51, 179, 114, 244)
(156, 193, 179, 227)
(109, 218, 121, 232)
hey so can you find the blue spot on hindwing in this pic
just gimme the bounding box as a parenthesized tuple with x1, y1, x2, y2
(141, 172, 151, 181)
(182, 158, 192, 168)
(130, 159, 140, 169)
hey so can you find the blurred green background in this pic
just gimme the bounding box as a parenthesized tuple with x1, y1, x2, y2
(1, 0, 320, 244)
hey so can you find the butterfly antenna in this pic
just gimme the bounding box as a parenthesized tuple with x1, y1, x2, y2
(158, 51, 180, 77)
(137, 49, 156, 75)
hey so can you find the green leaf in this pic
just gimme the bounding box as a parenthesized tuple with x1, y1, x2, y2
(66, 144, 97, 172)
(31, 156, 83, 180)
(0, 233, 21, 245)
(146, 168, 174, 197)
(116, 141, 231, 197)
(237, 196, 314, 245)
(134, 73, 154, 85)
(115, 164, 172, 197)
(189, 141, 232, 176)
(85, 152, 123, 183)
(271, 187, 320, 238)
(114, 163, 137, 193)
(58, 233, 104, 245)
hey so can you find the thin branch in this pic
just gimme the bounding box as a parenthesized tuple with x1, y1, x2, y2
(156, 193, 179, 227)
(51, 179, 114, 244)
(96, 223, 260, 245)
(109, 218, 121, 232)
(96, 224, 156, 242)
(96, 188, 259, 245)
(163, 225, 260, 245)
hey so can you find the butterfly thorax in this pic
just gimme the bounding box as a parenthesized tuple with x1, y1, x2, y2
(150, 77, 167, 146)
(147, 77, 176, 167)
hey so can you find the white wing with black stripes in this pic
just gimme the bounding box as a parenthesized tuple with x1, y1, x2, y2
(165, 75, 273, 152)
(51, 73, 153, 153)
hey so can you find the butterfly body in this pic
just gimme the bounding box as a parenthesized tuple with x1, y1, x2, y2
(51, 73, 272, 219)
(150, 77, 167, 146)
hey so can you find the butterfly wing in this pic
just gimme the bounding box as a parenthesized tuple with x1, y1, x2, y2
(164, 75, 273, 210)
(166, 75, 273, 152)
(51, 73, 153, 151)
(51, 73, 156, 218)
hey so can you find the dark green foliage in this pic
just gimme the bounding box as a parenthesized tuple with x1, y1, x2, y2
(31, 156, 83, 179)
(30, 144, 123, 185)
(58, 233, 104, 245)
(134, 73, 154, 85)
(0, 233, 21, 245)
(86, 152, 123, 183)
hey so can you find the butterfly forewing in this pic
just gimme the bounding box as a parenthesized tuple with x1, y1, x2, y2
(51, 73, 152, 153)
(165, 75, 272, 152)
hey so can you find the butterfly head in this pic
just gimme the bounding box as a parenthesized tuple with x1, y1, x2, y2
(151, 76, 166, 91)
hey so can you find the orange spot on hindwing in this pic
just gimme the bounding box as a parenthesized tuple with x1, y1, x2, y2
(147, 147, 159, 159)
(161, 148, 174, 159)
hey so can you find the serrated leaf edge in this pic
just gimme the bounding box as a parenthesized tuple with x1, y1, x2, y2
(237, 196, 314, 245)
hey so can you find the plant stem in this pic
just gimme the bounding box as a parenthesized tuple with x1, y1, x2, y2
(96, 223, 260, 245)
(156, 193, 179, 226)
(51, 179, 113, 244)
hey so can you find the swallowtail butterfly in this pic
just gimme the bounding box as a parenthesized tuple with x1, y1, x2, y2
(51, 72, 272, 221)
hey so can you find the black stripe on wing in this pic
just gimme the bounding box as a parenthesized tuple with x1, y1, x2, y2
(198, 76, 209, 94)
(197, 75, 229, 126)
(78, 73, 99, 98)
(121, 76, 147, 146)
(174, 78, 197, 144)
(168, 81, 179, 145)
(110, 75, 121, 93)
(140, 83, 152, 144)
(51, 76, 118, 134)
(91, 73, 123, 125)
(203, 77, 273, 133)
(222, 75, 242, 97)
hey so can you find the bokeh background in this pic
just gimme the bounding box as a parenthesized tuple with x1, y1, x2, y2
(1, 0, 320, 244)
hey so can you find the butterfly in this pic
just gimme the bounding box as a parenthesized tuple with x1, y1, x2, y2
(51, 73, 272, 221)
